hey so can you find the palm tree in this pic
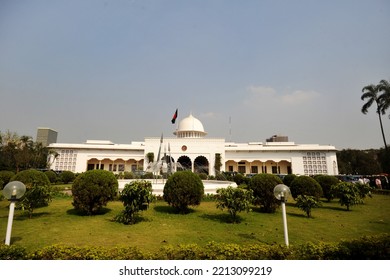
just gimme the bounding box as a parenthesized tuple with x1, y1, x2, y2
(378, 79, 390, 116)
(361, 83, 388, 150)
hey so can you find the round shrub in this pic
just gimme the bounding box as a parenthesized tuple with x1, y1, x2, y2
(59, 171, 76, 184)
(0, 170, 15, 186)
(72, 170, 118, 215)
(249, 173, 283, 213)
(11, 169, 52, 218)
(163, 171, 204, 214)
(44, 170, 58, 184)
(289, 176, 323, 200)
(314, 175, 339, 201)
(283, 174, 297, 187)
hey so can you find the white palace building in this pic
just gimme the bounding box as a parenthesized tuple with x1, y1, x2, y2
(47, 114, 339, 177)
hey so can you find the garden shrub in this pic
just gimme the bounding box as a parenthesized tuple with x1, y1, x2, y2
(197, 172, 208, 180)
(30, 244, 148, 260)
(215, 186, 254, 223)
(115, 180, 155, 224)
(356, 182, 373, 201)
(233, 173, 247, 186)
(0, 170, 15, 186)
(59, 171, 76, 184)
(44, 170, 58, 184)
(289, 175, 323, 200)
(249, 174, 283, 213)
(331, 182, 362, 210)
(0, 244, 27, 260)
(163, 171, 204, 214)
(295, 195, 322, 218)
(283, 174, 297, 187)
(11, 169, 52, 218)
(72, 169, 118, 215)
(314, 175, 339, 201)
(2, 234, 389, 260)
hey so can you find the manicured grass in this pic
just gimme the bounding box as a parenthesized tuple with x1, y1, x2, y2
(0, 193, 389, 254)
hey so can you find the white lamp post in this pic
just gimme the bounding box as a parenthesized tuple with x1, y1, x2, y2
(273, 184, 291, 247)
(2, 181, 26, 245)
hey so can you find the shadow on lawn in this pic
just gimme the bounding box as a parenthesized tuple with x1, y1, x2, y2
(66, 207, 112, 216)
(14, 211, 51, 220)
(199, 213, 245, 224)
(153, 205, 196, 215)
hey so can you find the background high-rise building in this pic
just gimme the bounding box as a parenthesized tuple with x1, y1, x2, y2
(36, 127, 58, 147)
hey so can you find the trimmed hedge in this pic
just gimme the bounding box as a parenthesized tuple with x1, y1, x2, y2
(1, 234, 388, 260)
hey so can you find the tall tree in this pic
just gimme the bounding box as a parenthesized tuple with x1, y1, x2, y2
(361, 83, 388, 150)
(378, 79, 390, 117)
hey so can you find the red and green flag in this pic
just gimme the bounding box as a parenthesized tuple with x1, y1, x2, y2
(171, 109, 178, 124)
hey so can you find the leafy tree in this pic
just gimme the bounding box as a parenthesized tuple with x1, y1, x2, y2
(314, 175, 339, 202)
(59, 171, 76, 184)
(163, 171, 204, 214)
(355, 182, 373, 202)
(361, 83, 388, 150)
(115, 180, 155, 225)
(289, 176, 323, 201)
(215, 186, 254, 223)
(249, 173, 283, 213)
(0, 131, 49, 172)
(72, 170, 118, 215)
(214, 153, 222, 174)
(331, 182, 362, 211)
(337, 149, 382, 175)
(11, 169, 52, 218)
(378, 79, 390, 120)
(296, 195, 321, 218)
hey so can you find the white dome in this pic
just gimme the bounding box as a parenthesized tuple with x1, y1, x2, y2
(174, 114, 207, 138)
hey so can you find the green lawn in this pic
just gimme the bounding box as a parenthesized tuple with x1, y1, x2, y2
(1, 193, 389, 254)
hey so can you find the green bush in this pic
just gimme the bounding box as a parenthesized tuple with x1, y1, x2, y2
(11, 169, 52, 218)
(296, 195, 322, 218)
(115, 180, 155, 224)
(249, 174, 283, 213)
(283, 174, 297, 187)
(289, 176, 323, 201)
(0, 244, 27, 260)
(2, 234, 389, 260)
(331, 182, 362, 211)
(314, 175, 339, 201)
(72, 170, 118, 215)
(356, 182, 373, 201)
(0, 170, 15, 186)
(59, 171, 76, 184)
(123, 171, 134, 179)
(197, 172, 208, 180)
(163, 171, 204, 214)
(30, 244, 148, 260)
(44, 170, 58, 184)
(215, 186, 254, 223)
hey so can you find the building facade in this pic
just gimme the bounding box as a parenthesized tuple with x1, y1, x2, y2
(47, 114, 339, 176)
(36, 127, 58, 147)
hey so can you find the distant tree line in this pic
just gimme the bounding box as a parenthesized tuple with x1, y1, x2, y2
(337, 148, 389, 175)
(0, 130, 50, 172)
(1, 130, 389, 176)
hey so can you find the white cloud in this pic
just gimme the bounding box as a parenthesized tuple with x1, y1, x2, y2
(281, 90, 320, 104)
(244, 85, 320, 107)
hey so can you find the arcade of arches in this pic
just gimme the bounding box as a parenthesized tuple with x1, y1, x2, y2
(86, 157, 292, 175)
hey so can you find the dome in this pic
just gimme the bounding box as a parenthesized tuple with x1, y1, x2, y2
(174, 114, 207, 138)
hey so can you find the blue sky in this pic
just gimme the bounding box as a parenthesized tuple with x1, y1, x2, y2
(0, 0, 389, 149)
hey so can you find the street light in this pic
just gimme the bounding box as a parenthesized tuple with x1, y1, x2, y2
(2, 181, 26, 245)
(274, 184, 291, 247)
